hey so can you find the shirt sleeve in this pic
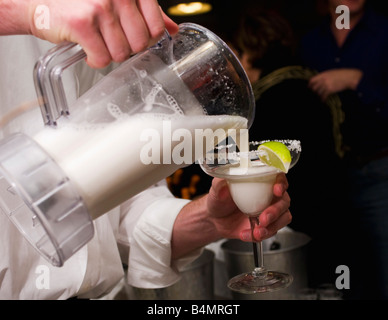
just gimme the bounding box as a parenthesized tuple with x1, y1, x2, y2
(117, 181, 203, 289)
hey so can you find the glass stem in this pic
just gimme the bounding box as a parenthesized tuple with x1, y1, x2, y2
(249, 216, 267, 279)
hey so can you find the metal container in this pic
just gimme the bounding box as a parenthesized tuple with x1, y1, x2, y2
(127, 249, 215, 300)
(222, 231, 311, 300)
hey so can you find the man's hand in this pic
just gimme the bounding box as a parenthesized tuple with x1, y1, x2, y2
(171, 174, 292, 260)
(309, 68, 363, 101)
(27, 0, 179, 68)
(207, 174, 291, 242)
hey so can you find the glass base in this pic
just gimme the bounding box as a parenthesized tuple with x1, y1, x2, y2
(227, 270, 293, 294)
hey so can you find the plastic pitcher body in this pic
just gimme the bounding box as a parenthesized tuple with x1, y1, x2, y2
(0, 23, 255, 266)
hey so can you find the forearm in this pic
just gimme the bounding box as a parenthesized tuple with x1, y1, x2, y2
(171, 175, 291, 261)
(0, 0, 33, 35)
(347, 68, 363, 91)
(171, 195, 220, 260)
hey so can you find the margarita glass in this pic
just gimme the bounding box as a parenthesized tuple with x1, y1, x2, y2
(200, 140, 301, 294)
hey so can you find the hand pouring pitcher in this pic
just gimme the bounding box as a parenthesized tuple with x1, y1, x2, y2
(0, 23, 255, 267)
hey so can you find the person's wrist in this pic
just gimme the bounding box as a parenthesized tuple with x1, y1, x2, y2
(27, 0, 50, 38)
(349, 69, 363, 90)
(193, 195, 221, 243)
(27, 0, 40, 36)
(0, 0, 33, 35)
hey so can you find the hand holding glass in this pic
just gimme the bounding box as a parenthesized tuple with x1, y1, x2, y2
(200, 140, 301, 294)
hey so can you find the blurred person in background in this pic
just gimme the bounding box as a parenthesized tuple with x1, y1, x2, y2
(301, 0, 388, 299)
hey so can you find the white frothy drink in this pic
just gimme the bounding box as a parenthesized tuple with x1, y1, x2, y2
(34, 114, 247, 219)
(227, 165, 277, 216)
(225, 131, 278, 216)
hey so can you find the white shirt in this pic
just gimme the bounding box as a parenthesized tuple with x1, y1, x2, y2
(0, 35, 198, 299)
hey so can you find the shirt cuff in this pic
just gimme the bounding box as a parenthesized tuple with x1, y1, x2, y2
(127, 196, 202, 289)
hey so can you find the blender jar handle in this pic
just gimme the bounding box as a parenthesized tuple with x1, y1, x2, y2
(33, 41, 86, 126)
(33, 30, 172, 127)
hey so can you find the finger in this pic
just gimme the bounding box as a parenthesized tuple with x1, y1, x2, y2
(240, 226, 268, 242)
(254, 209, 292, 241)
(310, 75, 332, 101)
(309, 78, 322, 94)
(308, 75, 319, 87)
(311, 82, 327, 101)
(137, 0, 166, 42)
(73, 26, 112, 68)
(98, 10, 131, 62)
(259, 191, 291, 227)
(119, 1, 151, 53)
(273, 173, 288, 197)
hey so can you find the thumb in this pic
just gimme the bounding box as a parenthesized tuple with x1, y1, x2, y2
(208, 178, 230, 202)
(207, 178, 236, 215)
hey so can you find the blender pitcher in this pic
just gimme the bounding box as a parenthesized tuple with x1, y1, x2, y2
(0, 23, 255, 267)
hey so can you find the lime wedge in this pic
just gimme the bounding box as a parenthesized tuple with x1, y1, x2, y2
(257, 141, 292, 173)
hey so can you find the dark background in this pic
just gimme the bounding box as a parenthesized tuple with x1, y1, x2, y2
(160, 0, 388, 40)
(160, 0, 388, 290)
